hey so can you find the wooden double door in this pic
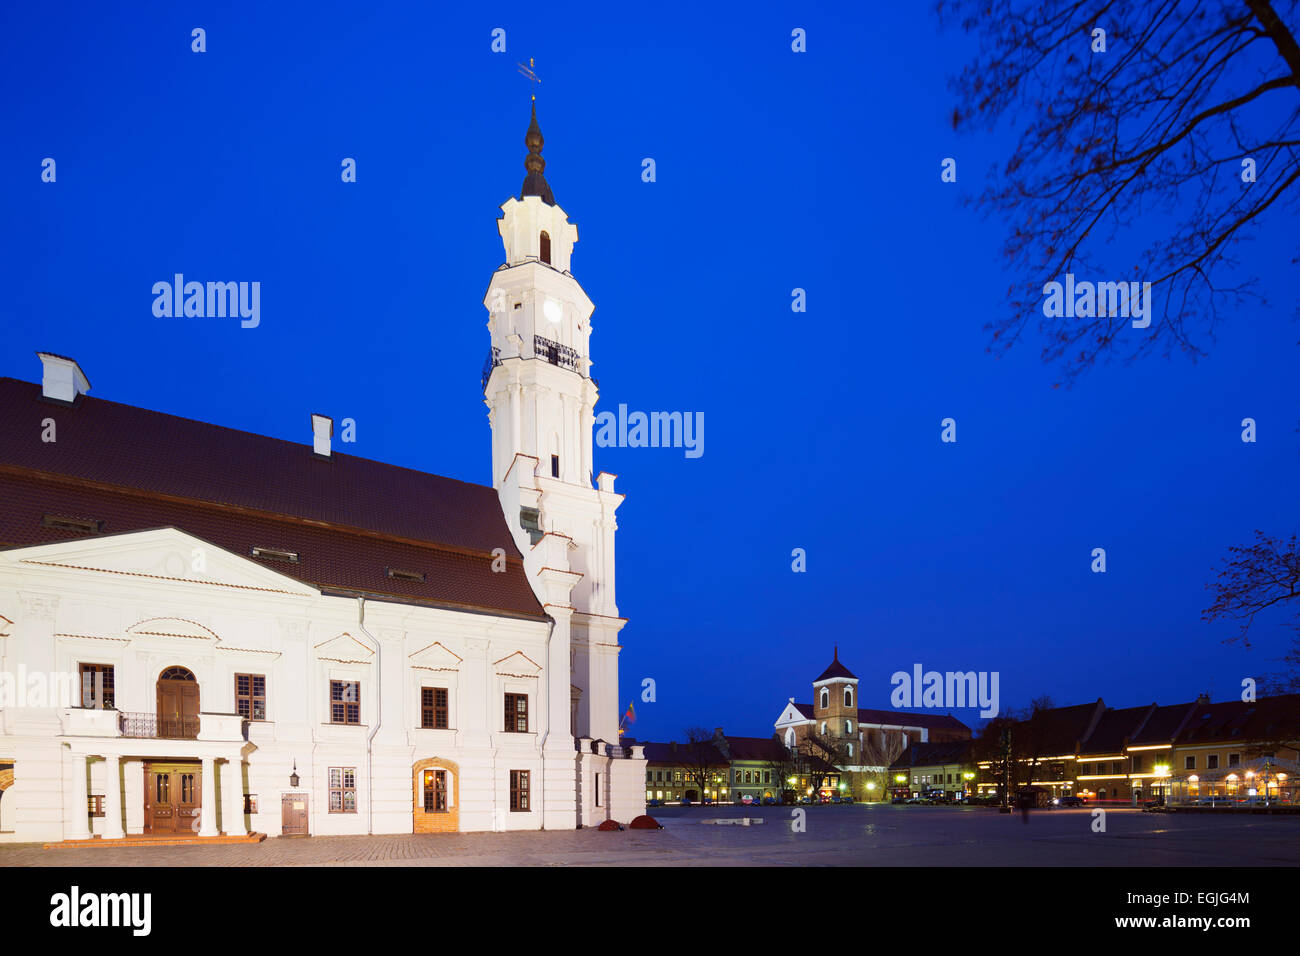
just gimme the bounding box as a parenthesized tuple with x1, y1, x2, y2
(144, 761, 201, 834)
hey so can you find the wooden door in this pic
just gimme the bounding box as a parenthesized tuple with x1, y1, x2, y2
(144, 763, 200, 834)
(282, 793, 309, 836)
(157, 673, 199, 739)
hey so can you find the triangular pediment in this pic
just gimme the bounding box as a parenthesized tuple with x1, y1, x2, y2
(2, 527, 319, 597)
(408, 641, 463, 672)
(315, 632, 374, 663)
(493, 650, 542, 678)
(126, 617, 219, 642)
(775, 701, 812, 727)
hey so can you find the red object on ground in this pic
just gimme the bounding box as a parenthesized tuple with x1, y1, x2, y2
(628, 815, 663, 830)
(596, 819, 623, 831)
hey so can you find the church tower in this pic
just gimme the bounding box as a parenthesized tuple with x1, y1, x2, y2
(812, 647, 859, 757)
(482, 103, 639, 826)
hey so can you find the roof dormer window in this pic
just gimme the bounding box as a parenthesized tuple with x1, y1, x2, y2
(252, 547, 299, 563)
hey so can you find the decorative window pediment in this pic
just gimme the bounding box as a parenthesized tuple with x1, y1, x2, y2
(409, 641, 464, 672)
(493, 651, 542, 679)
(126, 617, 219, 643)
(314, 632, 374, 664)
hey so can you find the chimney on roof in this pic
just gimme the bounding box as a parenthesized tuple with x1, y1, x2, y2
(37, 353, 90, 404)
(1196, 692, 1210, 705)
(311, 414, 333, 457)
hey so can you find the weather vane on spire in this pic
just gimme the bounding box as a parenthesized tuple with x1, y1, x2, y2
(516, 57, 540, 101)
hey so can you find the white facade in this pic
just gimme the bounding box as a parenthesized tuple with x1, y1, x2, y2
(483, 183, 640, 821)
(0, 111, 646, 844)
(0, 521, 641, 842)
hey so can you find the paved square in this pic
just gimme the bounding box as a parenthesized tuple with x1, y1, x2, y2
(1, 804, 1296, 866)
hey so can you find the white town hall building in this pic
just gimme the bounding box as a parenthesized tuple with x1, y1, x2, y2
(0, 104, 646, 843)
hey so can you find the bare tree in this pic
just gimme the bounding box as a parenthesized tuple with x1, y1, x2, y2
(1203, 530, 1300, 689)
(763, 735, 798, 802)
(860, 728, 908, 798)
(799, 731, 849, 796)
(683, 727, 724, 802)
(942, 0, 1300, 383)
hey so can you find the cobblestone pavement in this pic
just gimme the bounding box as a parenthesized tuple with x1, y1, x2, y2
(2, 804, 1297, 866)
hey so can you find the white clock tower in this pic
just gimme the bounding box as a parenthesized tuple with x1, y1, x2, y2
(481, 102, 643, 826)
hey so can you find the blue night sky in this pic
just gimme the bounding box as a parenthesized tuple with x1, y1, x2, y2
(3, 2, 1296, 742)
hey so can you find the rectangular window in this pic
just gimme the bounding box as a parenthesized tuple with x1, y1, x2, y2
(423, 770, 448, 812)
(330, 681, 360, 724)
(1208, 755, 1219, 770)
(504, 693, 529, 733)
(510, 770, 530, 811)
(595, 772, 602, 806)
(421, 687, 449, 729)
(1185, 755, 1196, 770)
(551, 454, 560, 478)
(78, 663, 115, 709)
(1228, 753, 1240, 767)
(235, 673, 266, 721)
(244, 794, 258, 815)
(329, 767, 357, 812)
(87, 794, 104, 818)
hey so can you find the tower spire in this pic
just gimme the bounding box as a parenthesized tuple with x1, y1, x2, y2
(520, 102, 556, 206)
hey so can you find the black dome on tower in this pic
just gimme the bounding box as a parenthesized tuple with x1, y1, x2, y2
(520, 102, 555, 206)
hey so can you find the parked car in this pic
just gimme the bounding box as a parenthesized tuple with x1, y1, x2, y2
(761, 797, 778, 806)
(647, 799, 661, 808)
(891, 796, 907, 804)
(1054, 795, 1086, 808)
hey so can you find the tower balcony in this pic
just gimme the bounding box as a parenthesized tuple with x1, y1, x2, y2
(533, 334, 580, 373)
(482, 338, 598, 392)
(481, 346, 501, 392)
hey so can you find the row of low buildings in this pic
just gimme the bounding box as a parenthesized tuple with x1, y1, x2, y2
(891, 693, 1300, 805)
(632, 731, 843, 804)
(632, 651, 1300, 808)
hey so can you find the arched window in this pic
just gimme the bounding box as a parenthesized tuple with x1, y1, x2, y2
(539, 231, 551, 264)
(844, 687, 853, 707)
(820, 689, 828, 709)
(820, 722, 827, 735)
(784, 727, 795, 749)
(844, 720, 852, 734)
(847, 743, 854, 758)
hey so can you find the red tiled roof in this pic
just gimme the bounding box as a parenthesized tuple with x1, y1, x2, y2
(0, 378, 524, 556)
(857, 708, 970, 733)
(1174, 695, 1300, 747)
(721, 735, 788, 761)
(642, 741, 728, 766)
(0, 376, 546, 620)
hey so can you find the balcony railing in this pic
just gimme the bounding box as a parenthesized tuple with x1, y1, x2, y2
(480, 339, 600, 393)
(119, 712, 201, 740)
(534, 334, 579, 373)
(481, 346, 501, 392)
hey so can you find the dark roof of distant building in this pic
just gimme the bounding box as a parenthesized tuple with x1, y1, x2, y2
(1175, 695, 1300, 747)
(721, 735, 788, 762)
(1020, 700, 1106, 756)
(814, 646, 857, 682)
(890, 739, 973, 770)
(641, 741, 728, 767)
(1128, 702, 1197, 746)
(0, 375, 546, 620)
(1077, 704, 1154, 755)
(858, 709, 970, 734)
